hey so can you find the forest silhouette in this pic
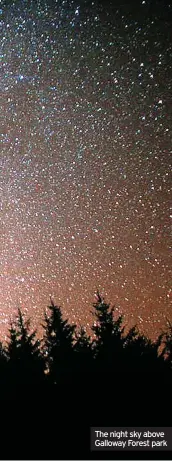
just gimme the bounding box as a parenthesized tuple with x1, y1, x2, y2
(0, 292, 171, 459)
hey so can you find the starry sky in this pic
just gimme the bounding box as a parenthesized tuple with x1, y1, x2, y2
(1, 0, 172, 341)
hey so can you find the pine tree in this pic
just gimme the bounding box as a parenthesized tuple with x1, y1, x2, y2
(91, 291, 125, 370)
(7, 309, 45, 391)
(43, 299, 76, 384)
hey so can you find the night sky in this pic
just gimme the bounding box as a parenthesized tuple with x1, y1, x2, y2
(1, 0, 171, 341)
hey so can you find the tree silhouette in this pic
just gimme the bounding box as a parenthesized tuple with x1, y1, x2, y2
(0, 291, 170, 406)
(7, 308, 45, 392)
(123, 331, 167, 371)
(0, 292, 171, 461)
(43, 298, 76, 384)
(91, 291, 125, 371)
(91, 291, 171, 373)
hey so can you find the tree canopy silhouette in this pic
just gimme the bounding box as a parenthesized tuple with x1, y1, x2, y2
(6, 308, 45, 392)
(43, 298, 76, 384)
(0, 292, 170, 398)
(0, 293, 171, 459)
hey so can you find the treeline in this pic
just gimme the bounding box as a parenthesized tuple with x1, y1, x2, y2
(0, 292, 171, 459)
(0, 291, 171, 394)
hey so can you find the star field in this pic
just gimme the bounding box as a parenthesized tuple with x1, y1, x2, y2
(0, 0, 172, 341)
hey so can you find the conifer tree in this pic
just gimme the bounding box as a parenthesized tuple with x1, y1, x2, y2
(43, 299, 76, 383)
(7, 309, 45, 390)
(91, 291, 125, 370)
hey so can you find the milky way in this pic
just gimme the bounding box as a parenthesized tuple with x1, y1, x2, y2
(1, 0, 171, 341)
